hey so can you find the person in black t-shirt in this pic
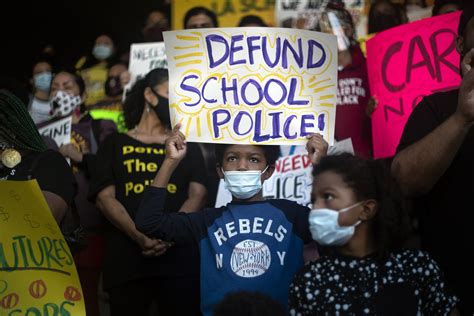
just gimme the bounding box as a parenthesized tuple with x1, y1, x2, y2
(0, 90, 75, 223)
(89, 68, 207, 316)
(391, 6, 474, 314)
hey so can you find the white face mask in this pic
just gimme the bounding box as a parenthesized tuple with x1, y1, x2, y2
(33, 71, 52, 91)
(92, 44, 113, 60)
(223, 166, 269, 200)
(308, 201, 364, 246)
(50, 90, 82, 117)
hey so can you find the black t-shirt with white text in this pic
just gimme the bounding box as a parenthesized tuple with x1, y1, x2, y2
(89, 133, 206, 289)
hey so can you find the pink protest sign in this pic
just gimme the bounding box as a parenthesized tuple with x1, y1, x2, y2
(367, 11, 461, 159)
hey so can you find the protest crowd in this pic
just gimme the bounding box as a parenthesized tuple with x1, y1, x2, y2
(1, 0, 473, 315)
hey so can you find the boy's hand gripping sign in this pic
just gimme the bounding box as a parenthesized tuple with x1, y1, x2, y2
(164, 27, 337, 145)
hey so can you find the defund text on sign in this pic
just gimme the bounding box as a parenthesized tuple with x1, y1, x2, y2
(164, 27, 337, 145)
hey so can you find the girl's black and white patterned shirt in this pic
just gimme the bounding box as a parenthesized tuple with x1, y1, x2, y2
(289, 250, 458, 315)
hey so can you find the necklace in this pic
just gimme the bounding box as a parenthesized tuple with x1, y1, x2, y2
(133, 125, 141, 140)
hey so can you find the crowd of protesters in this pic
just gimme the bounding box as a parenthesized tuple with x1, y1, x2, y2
(0, 0, 471, 315)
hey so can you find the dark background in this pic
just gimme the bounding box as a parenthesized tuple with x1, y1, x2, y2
(1, 0, 170, 85)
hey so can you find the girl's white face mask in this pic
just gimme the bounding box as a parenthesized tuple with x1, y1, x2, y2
(308, 201, 364, 246)
(223, 166, 268, 200)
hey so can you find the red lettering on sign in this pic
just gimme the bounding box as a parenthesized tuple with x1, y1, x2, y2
(29, 280, 47, 299)
(281, 157, 291, 173)
(0, 293, 19, 309)
(64, 286, 82, 302)
(302, 155, 311, 168)
(291, 155, 301, 170)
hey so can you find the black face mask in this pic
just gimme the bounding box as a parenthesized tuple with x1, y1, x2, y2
(105, 76, 123, 97)
(150, 88, 171, 128)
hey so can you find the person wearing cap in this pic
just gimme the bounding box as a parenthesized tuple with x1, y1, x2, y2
(391, 5, 474, 314)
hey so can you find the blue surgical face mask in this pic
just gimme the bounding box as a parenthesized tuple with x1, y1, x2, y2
(308, 201, 364, 246)
(92, 44, 113, 60)
(33, 72, 52, 91)
(223, 166, 269, 200)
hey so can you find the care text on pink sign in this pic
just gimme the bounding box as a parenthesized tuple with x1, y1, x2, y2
(367, 11, 462, 158)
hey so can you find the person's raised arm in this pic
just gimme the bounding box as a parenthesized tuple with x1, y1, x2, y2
(391, 49, 474, 196)
(151, 124, 187, 189)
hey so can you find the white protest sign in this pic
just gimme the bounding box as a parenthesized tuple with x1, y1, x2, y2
(37, 116, 72, 147)
(276, 0, 367, 38)
(276, 0, 310, 28)
(164, 27, 337, 145)
(276, 0, 329, 29)
(124, 42, 167, 96)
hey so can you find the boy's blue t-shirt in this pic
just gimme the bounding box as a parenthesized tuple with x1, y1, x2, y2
(136, 187, 312, 315)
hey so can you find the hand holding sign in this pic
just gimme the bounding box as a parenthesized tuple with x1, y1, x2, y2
(306, 133, 329, 165)
(37, 116, 72, 148)
(165, 124, 187, 163)
(367, 11, 462, 158)
(456, 48, 474, 126)
(366, 96, 379, 118)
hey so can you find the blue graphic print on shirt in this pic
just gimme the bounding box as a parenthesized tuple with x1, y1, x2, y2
(200, 202, 304, 316)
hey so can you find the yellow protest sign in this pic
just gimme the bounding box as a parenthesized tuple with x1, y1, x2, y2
(172, 0, 275, 30)
(0, 180, 85, 316)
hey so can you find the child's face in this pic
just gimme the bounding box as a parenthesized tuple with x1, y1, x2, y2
(218, 145, 275, 201)
(220, 145, 268, 172)
(312, 170, 362, 226)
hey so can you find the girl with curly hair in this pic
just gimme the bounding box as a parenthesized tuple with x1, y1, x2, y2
(289, 154, 459, 315)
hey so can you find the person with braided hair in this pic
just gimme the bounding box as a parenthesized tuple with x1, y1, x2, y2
(0, 89, 75, 223)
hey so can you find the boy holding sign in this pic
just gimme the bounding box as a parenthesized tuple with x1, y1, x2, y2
(135, 26, 336, 314)
(135, 126, 327, 315)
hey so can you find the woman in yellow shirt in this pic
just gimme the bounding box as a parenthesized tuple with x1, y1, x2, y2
(76, 33, 119, 107)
